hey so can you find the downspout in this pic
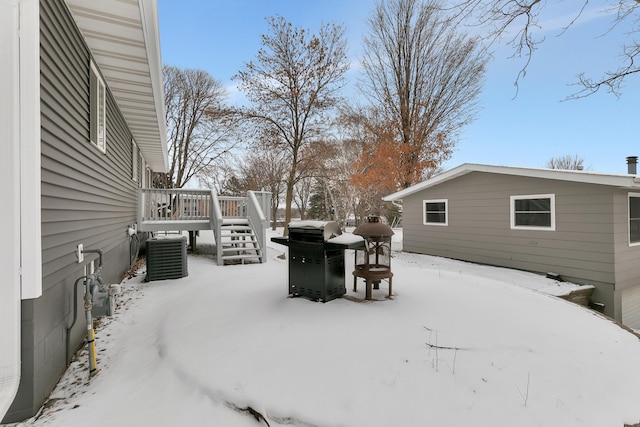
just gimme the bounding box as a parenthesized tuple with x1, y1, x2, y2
(0, 190, 20, 419)
(0, 257, 20, 422)
(2, 0, 41, 419)
(0, 0, 23, 419)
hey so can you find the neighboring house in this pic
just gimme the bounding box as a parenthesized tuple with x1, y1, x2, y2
(383, 163, 640, 329)
(1, 0, 167, 422)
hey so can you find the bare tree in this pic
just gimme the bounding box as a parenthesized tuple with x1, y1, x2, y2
(234, 16, 349, 234)
(162, 65, 240, 188)
(361, 0, 488, 189)
(237, 147, 288, 230)
(329, 137, 362, 225)
(546, 154, 585, 170)
(197, 161, 242, 195)
(294, 177, 314, 221)
(336, 105, 397, 217)
(452, 0, 640, 97)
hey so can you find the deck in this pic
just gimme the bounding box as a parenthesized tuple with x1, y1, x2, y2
(137, 188, 271, 264)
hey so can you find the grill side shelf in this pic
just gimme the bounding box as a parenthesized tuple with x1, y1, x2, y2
(271, 236, 290, 246)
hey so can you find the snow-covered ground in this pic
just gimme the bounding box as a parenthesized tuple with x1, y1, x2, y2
(6, 229, 640, 427)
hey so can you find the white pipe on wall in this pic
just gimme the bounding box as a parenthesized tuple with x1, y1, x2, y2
(0, 0, 23, 419)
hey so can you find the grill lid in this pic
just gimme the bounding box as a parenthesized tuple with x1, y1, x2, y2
(288, 220, 342, 241)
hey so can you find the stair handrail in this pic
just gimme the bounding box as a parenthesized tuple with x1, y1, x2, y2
(210, 190, 224, 265)
(247, 190, 269, 263)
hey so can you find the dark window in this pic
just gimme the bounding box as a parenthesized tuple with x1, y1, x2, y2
(630, 196, 640, 244)
(424, 200, 447, 225)
(511, 195, 554, 229)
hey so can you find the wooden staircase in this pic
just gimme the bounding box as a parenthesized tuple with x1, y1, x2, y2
(219, 218, 263, 264)
(138, 189, 271, 266)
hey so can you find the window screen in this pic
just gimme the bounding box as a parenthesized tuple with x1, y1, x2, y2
(424, 200, 447, 225)
(630, 195, 640, 244)
(511, 194, 555, 230)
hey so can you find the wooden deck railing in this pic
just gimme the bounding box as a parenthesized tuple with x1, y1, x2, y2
(137, 188, 214, 232)
(137, 188, 271, 264)
(247, 191, 269, 263)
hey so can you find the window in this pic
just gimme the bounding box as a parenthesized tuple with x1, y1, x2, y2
(423, 199, 448, 225)
(90, 62, 106, 153)
(132, 139, 138, 182)
(629, 194, 640, 245)
(510, 194, 555, 230)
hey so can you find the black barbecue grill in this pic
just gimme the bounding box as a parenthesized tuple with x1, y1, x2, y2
(272, 221, 365, 302)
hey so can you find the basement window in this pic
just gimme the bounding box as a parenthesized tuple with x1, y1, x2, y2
(90, 61, 106, 153)
(629, 194, 640, 245)
(423, 199, 448, 226)
(510, 194, 555, 230)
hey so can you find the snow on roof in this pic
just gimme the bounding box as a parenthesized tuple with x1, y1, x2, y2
(383, 163, 640, 201)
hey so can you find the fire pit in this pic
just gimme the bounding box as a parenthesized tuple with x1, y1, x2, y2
(272, 221, 365, 302)
(352, 216, 394, 300)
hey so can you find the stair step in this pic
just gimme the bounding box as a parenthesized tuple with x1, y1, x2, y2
(220, 234, 258, 243)
(221, 254, 262, 261)
(222, 218, 249, 225)
(222, 246, 259, 253)
(214, 216, 264, 264)
(220, 225, 252, 234)
(222, 246, 258, 252)
(222, 241, 261, 250)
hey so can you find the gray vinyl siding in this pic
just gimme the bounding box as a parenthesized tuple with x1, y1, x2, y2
(621, 285, 640, 329)
(5, 1, 139, 422)
(40, 0, 138, 289)
(403, 172, 617, 285)
(613, 192, 640, 291)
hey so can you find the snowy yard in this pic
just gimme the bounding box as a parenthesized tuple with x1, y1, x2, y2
(7, 229, 640, 427)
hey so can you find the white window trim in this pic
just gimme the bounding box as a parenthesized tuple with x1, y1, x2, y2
(628, 192, 640, 247)
(140, 154, 147, 188)
(510, 194, 556, 231)
(90, 61, 106, 153)
(132, 139, 139, 182)
(423, 199, 448, 226)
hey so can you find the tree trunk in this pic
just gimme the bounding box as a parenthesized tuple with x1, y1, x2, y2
(270, 204, 278, 231)
(283, 180, 294, 236)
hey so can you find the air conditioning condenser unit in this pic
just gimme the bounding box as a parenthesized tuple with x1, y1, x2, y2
(146, 236, 188, 281)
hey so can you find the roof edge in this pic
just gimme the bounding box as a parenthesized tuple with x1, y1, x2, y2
(139, 0, 168, 172)
(383, 163, 640, 201)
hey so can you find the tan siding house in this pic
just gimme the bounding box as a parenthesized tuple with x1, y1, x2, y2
(384, 164, 640, 328)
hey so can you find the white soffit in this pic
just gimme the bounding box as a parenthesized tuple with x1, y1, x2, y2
(66, 0, 168, 172)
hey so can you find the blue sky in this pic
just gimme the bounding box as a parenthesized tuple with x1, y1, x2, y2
(158, 0, 639, 175)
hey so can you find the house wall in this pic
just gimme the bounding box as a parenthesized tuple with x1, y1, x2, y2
(402, 171, 621, 318)
(613, 192, 640, 327)
(4, 1, 141, 422)
(613, 192, 640, 291)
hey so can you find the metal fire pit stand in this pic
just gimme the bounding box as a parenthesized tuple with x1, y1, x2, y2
(353, 264, 394, 300)
(352, 216, 394, 300)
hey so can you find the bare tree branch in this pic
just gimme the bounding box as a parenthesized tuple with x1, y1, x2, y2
(359, 0, 488, 189)
(162, 65, 241, 188)
(451, 0, 640, 97)
(546, 154, 586, 170)
(234, 16, 349, 234)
